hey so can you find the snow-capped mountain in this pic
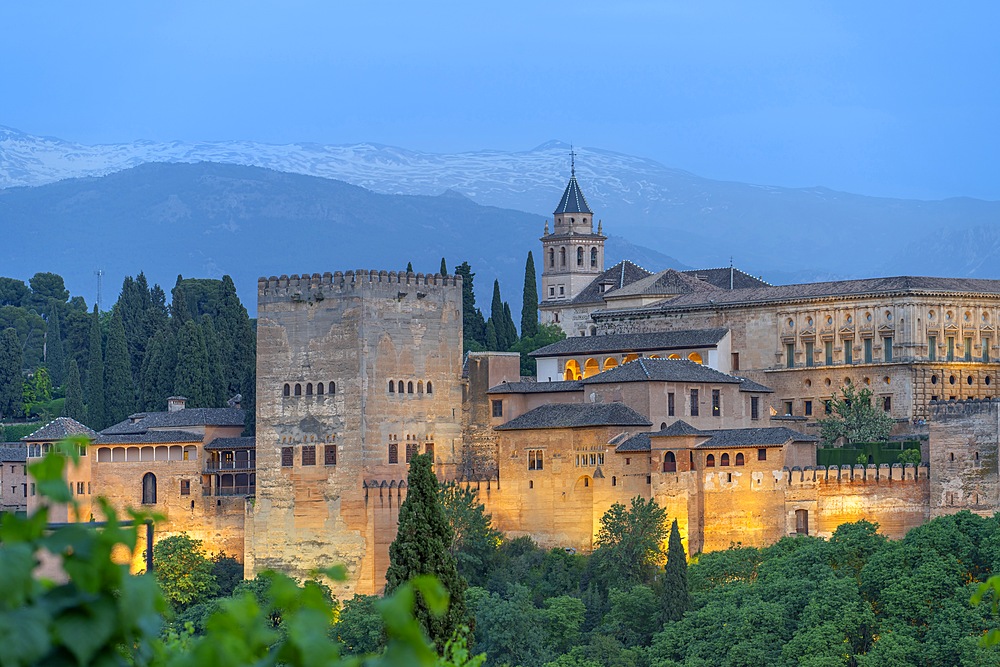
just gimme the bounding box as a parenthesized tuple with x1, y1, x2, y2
(3, 126, 1000, 284)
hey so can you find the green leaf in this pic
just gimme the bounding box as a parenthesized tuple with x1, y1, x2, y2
(53, 597, 118, 665)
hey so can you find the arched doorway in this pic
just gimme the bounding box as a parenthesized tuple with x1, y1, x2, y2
(142, 472, 157, 505)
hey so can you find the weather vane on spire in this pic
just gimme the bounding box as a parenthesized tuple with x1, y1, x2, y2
(570, 146, 576, 177)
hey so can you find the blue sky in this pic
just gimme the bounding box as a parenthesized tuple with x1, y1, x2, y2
(2, 1, 998, 200)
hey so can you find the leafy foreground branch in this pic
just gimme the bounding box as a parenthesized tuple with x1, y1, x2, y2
(0, 438, 483, 667)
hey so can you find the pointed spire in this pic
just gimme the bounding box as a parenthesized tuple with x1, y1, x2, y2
(598, 219, 603, 235)
(544, 219, 549, 235)
(570, 145, 576, 177)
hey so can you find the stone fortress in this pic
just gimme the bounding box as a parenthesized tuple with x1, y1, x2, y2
(18, 166, 1000, 596)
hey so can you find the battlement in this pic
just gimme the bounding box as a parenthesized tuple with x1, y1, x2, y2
(784, 463, 928, 486)
(258, 270, 462, 299)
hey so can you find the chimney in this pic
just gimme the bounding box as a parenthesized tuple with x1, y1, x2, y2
(167, 396, 187, 413)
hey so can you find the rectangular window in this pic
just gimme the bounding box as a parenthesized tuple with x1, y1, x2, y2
(690, 389, 699, 417)
(281, 447, 293, 467)
(711, 389, 721, 417)
(804, 400, 813, 416)
(825, 341, 833, 366)
(302, 445, 316, 466)
(388, 443, 398, 464)
(324, 444, 337, 466)
(491, 400, 503, 418)
(784, 401, 793, 416)
(30, 483, 35, 496)
(757, 448, 767, 461)
(751, 396, 759, 420)
(984, 340, 990, 363)
(928, 335, 936, 361)
(549, 287, 555, 297)
(805, 342, 814, 367)
(180, 480, 191, 496)
(844, 340, 853, 365)
(884, 337, 893, 362)
(425, 442, 434, 459)
(667, 392, 675, 417)
(965, 337, 973, 362)
(731, 352, 740, 371)
(405, 442, 419, 463)
(947, 337, 955, 361)
(786, 343, 795, 368)
(864, 338, 873, 363)
(528, 449, 544, 471)
(883, 396, 892, 412)
(76, 482, 84, 495)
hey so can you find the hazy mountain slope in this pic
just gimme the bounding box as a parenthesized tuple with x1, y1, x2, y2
(0, 162, 686, 316)
(4, 127, 998, 281)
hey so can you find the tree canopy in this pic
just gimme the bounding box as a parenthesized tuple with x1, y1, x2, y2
(818, 384, 894, 445)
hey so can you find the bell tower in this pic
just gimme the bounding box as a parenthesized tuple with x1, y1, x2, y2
(539, 153, 606, 329)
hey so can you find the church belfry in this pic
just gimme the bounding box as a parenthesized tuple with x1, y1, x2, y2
(539, 155, 606, 329)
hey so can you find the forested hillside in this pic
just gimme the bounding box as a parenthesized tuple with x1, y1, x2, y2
(0, 272, 255, 434)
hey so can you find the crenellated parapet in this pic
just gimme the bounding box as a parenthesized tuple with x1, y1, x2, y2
(258, 270, 462, 302)
(784, 463, 928, 486)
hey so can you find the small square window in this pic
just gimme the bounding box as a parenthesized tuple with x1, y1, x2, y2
(180, 480, 191, 496)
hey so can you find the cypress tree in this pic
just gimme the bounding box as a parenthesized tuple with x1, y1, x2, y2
(440, 258, 448, 276)
(64, 359, 85, 421)
(46, 302, 66, 387)
(170, 277, 191, 327)
(200, 315, 226, 407)
(104, 307, 134, 426)
(174, 320, 211, 408)
(485, 319, 499, 351)
(85, 306, 106, 430)
(385, 454, 468, 652)
(520, 251, 539, 338)
(661, 519, 691, 623)
(0, 328, 23, 419)
(216, 276, 255, 399)
(455, 262, 486, 348)
(502, 302, 517, 350)
(139, 330, 172, 411)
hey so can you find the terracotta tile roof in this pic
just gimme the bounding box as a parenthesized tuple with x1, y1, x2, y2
(579, 358, 744, 385)
(530, 329, 729, 357)
(102, 408, 245, 435)
(22, 417, 97, 442)
(496, 403, 651, 431)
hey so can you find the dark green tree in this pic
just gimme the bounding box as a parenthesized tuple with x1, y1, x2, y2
(502, 302, 517, 350)
(385, 453, 468, 652)
(46, 303, 66, 386)
(520, 251, 539, 338)
(439, 482, 502, 587)
(63, 359, 85, 421)
(170, 277, 191, 327)
(103, 307, 134, 426)
(335, 595, 385, 656)
(454, 262, 486, 350)
(510, 323, 566, 377)
(593, 497, 669, 589)
(440, 258, 448, 276)
(201, 315, 226, 407)
(28, 272, 69, 313)
(210, 553, 244, 597)
(0, 329, 24, 417)
(489, 281, 506, 349)
(215, 275, 255, 403)
(818, 384, 893, 445)
(484, 319, 499, 351)
(174, 320, 212, 407)
(0, 277, 29, 307)
(85, 306, 106, 430)
(152, 533, 219, 611)
(661, 518, 691, 622)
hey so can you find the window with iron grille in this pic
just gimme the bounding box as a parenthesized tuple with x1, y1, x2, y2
(388, 443, 398, 464)
(405, 442, 419, 463)
(281, 447, 293, 467)
(324, 445, 337, 466)
(302, 445, 316, 466)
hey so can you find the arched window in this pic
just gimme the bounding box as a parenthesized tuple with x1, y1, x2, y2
(603, 357, 618, 371)
(294, 384, 302, 396)
(407, 381, 414, 394)
(329, 382, 336, 395)
(591, 247, 598, 267)
(305, 383, 313, 396)
(735, 453, 745, 466)
(612, 476, 617, 486)
(706, 454, 715, 468)
(417, 381, 424, 394)
(663, 451, 676, 473)
(549, 248, 555, 267)
(583, 358, 600, 378)
(660, 422, 667, 430)
(577, 246, 584, 266)
(623, 353, 639, 363)
(283, 384, 290, 397)
(564, 360, 581, 381)
(142, 472, 157, 505)
(560, 247, 566, 266)
(667, 353, 680, 360)
(317, 382, 325, 395)
(688, 352, 703, 364)
(389, 380, 395, 393)
(426, 381, 433, 394)
(721, 453, 730, 466)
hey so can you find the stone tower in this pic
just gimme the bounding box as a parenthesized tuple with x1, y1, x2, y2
(539, 158, 606, 324)
(248, 269, 464, 596)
